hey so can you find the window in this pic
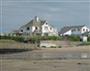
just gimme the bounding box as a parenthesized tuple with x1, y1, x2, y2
(46, 23, 48, 24)
(35, 27, 38, 30)
(44, 26, 48, 30)
(78, 28, 80, 31)
(50, 27, 52, 30)
(27, 27, 30, 30)
(83, 29, 85, 31)
(86, 29, 88, 32)
(72, 28, 76, 32)
(21, 30, 23, 32)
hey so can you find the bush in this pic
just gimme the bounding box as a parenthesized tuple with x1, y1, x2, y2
(47, 36, 60, 40)
(50, 46, 62, 48)
(88, 37, 90, 41)
(40, 36, 63, 40)
(29, 36, 41, 43)
(0, 35, 63, 43)
(67, 35, 80, 41)
(42, 46, 46, 48)
(0, 35, 11, 39)
(28, 36, 63, 43)
(50, 46, 56, 48)
(0, 35, 24, 42)
(79, 42, 90, 46)
(58, 46, 62, 48)
(12, 37, 24, 42)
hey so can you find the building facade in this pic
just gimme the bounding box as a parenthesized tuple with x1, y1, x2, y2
(13, 16, 58, 36)
(59, 25, 90, 36)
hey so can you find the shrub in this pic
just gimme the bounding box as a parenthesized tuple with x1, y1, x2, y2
(28, 36, 63, 43)
(58, 46, 62, 48)
(88, 37, 90, 41)
(67, 35, 80, 41)
(50, 46, 56, 48)
(42, 46, 46, 48)
(12, 36, 24, 42)
(79, 42, 90, 46)
(50, 46, 62, 48)
(29, 36, 41, 43)
(0, 35, 11, 39)
(0, 35, 24, 42)
(40, 36, 63, 40)
(47, 36, 59, 40)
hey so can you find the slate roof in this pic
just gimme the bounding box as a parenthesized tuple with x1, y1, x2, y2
(20, 17, 46, 29)
(59, 25, 85, 34)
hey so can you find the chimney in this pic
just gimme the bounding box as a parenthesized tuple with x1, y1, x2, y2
(34, 16, 39, 22)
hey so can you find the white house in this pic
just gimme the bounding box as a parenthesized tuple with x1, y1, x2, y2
(59, 25, 90, 36)
(14, 16, 58, 36)
(80, 31, 90, 42)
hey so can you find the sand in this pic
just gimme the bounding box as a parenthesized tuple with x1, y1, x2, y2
(0, 59, 90, 71)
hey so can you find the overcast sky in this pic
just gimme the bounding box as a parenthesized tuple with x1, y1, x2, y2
(0, 0, 90, 33)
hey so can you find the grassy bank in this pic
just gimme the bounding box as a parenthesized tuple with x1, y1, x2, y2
(0, 39, 38, 49)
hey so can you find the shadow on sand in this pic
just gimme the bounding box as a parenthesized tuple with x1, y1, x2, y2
(0, 48, 31, 54)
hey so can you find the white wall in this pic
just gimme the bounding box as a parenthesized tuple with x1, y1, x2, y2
(19, 26, 32, 34)
(63, 30, 72, 36)
(62, 26, 90, 36)
(32, 26, 35, 32)
(42, 23, 49, 33)
(81, 26, 90, 33)
(42, 22, 58, 36)
(18, 21, 58, 36)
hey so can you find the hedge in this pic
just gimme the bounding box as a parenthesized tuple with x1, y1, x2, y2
(0, 35, 24, 42)
(88, 36, 90, 41)
(67, 35, 80, 41)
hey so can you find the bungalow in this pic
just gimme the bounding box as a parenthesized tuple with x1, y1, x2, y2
(59, 25, 90, 36)
(13, 16, 58, 36)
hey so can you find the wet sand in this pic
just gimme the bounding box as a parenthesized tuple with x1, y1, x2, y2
(0, 46, 90, 59)
(0, 44, 90, 71)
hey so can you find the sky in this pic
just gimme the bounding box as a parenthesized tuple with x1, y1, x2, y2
(0, 0, 90, 33)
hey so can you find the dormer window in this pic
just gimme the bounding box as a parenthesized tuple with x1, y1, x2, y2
(27, 27, 30, 30)
(46, 23, 48, 24)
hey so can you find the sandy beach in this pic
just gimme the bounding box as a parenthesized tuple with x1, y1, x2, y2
(0, 40, 90, 71)
(0, 59, 90, 71)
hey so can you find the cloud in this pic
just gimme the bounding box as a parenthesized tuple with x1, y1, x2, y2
(2, 0, 90, 1)
(1, 0, 90, 33)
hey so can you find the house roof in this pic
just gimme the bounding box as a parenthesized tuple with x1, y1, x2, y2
(20, 16, 46, 29)
(13, 30, 19, 33)
(59, 25, 85, 34)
